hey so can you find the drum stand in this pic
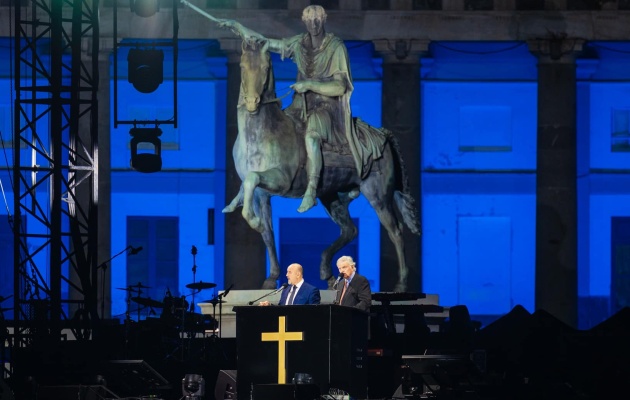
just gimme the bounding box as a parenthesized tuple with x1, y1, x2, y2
(189, 245, 198, 312)
(123, 291, 132, 358)
(163, 296, 191, 362)
(199, 295, 228, 365)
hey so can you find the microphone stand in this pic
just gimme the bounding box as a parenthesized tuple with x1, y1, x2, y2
(217, 284, 233, 339)
(248, 285, 285, 306)
(332, 274, 344, 305)
(97, 245, 132, 319)
(189, 246, 198, 312)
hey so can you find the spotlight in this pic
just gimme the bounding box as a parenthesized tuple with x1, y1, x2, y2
(292, 373, 314, 384)
(182, 374, 205, 400)
(128, 48, 164, 94)
(129, 127, 162, 173)
(130, 0, 160, 18)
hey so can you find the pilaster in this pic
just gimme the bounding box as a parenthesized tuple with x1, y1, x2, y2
(529, 38, 584, 328)
(373, 39, 429, 292)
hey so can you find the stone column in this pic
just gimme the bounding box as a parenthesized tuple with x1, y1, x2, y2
(373, 39, 428, 292)
(219, 39, 267, 289)
(529, 38, 584, 328)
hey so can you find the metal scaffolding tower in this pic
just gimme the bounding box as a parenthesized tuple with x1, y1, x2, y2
(11, 0, 100, 368)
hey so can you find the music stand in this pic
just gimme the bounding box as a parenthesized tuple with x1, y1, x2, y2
(101, 360, 171, 398)
(401, 354, 480, 397)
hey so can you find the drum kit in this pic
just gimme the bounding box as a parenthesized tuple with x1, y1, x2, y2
(115, 247, 226, 362)
(117, 282, 217, 323)
(116, 279, 220, 361)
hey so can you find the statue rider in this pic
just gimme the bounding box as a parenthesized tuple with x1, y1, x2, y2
(219, 5, 360, 213)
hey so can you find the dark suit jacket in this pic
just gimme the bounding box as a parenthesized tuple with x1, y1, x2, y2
(337, 273, 372, 312)
(278, 281, 321, 305)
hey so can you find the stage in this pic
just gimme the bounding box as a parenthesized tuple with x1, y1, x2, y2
(2, 304, 629, 400)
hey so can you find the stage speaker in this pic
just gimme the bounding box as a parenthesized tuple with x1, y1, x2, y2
(37, 385, 115, 400)
(214, 370, 237, 400)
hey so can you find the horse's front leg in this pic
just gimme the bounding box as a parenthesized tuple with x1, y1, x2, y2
(241, 172, 264, 232)
(222, 184, 244, 214)
(242, 168, 293, 232)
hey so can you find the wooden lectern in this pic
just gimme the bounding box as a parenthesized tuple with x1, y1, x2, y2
(233, 304, 368, 399)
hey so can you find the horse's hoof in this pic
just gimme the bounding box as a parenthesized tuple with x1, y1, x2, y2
(262, 278, 277, 290)
(297, 197, 317, 213)
(393, 282, 408, 292)
(222, 205, 236, 213)
(325, 275, 336, 289)
(320, 264, 331, 280)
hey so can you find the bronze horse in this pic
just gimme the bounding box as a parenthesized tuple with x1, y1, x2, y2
(223, 41, 420, 291)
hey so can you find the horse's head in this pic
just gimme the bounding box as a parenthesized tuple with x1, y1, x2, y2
(240, 40, 273, 114)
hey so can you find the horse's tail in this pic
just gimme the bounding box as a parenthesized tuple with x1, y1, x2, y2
(387, 131, 422, 236)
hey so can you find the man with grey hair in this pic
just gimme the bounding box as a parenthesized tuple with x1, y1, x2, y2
(335, 255, 371, 311)
(219, 6, 364, 213)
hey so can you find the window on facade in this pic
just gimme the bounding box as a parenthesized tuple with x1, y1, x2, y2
(612, 109, 630, 152)
(127, 216, 179, 304)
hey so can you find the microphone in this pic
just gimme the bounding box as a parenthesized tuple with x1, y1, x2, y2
(223, 283, 235, 298)
(273, 283, 288, 294)
(129, 246, 143, 255)
(247, 283, 287, 305)
(332, 273, 345, 289)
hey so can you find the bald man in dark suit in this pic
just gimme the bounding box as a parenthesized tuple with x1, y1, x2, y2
(260, 263, 321, 306)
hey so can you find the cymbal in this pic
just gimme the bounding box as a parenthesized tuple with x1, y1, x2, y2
(116, 287, 139, 292)
(186, 281, 217, 290)
(131, 296, 164, 308)
(128, 282, 151, 289)
(199, 298, 225, 305)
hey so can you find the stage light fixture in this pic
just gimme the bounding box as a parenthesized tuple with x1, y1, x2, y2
(127, 48, 164, 93)
(130, 0, 160, 18)
(129, 127, 163, 173)
(182, 374, 205, 400)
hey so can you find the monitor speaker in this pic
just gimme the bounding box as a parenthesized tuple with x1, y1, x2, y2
(214, 370, 237, 400)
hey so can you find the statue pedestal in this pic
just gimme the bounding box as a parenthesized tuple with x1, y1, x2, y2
(196, 289, 339, 338)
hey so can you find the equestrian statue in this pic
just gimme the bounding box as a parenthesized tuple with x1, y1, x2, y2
(181, 1, 421, 291)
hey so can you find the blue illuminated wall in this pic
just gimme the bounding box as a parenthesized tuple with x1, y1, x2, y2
(420, 42, 538, 323)
(2, 39, 630, 328)
(576, 42, 630, 326)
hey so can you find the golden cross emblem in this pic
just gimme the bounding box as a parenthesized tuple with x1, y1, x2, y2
(261, 315, 304, 384)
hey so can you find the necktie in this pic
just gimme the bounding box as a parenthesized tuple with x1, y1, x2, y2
(287, 285, 297, 305)
(339, 280, 348, 304)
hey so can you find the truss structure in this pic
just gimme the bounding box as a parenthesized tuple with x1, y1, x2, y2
(11, 0, 100, 364)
